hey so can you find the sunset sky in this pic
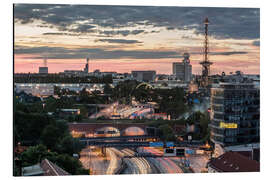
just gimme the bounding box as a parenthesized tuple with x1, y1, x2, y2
(14, 4, 260, 75)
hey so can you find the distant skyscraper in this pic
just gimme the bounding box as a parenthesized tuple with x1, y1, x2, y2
(172, 52, 192, 82)
(39, 57, 48, 74)
(84, 57, 89, 73)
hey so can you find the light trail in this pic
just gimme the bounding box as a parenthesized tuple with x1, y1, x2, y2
(140, 147, 183, 173)
(106, 148, 120, 174)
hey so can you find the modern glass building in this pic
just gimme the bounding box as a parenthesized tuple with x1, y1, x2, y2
(210, 82, 260, 146)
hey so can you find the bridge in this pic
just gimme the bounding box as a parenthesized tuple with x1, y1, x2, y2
(68, 122, 148, 136)
(79, 135, 158, 142)
(79, 139, 204, 148)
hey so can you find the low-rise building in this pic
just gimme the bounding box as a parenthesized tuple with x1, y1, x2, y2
(22, 159, 70, 176)
(59, 109, 80, 117)
(207, 151, 260, 172)
(131, 70, 156, 82)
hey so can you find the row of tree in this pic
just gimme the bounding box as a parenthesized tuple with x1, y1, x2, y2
(14, 74, 113, 83)
(14, 101, 89, 176)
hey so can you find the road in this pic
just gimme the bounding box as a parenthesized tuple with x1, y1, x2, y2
(89, 102, 118, 119)
(80, 147, 109, 175)
(80, 146, 187, 175)
(138, 147, 183, 174)
(106, 148, 122, 174)
(110, 148, 153, 174)
(187, 155, 209, 173)
(80, 146, 122, 175)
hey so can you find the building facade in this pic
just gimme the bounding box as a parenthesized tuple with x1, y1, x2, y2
(131, 71, 156, 82)
(207, 151, 259, 172)
(210, 82, 260, 146)
(15, 83, 106, 97)
(39, 67, 48, 74)
(172, 53, 192, 82)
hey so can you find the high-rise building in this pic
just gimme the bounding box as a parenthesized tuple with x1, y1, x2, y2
(39, 57, 48, 74)
(210, 82, 260, 146)
(172, 52, 192, 82)
(39, 67, 48, 74)
(84, 57, 89, 73)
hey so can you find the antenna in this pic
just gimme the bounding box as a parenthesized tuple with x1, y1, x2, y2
(43, 57, 47, 67)
(199, 17, 213, 87)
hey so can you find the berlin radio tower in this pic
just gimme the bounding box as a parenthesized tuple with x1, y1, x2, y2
(200, 17, 213, 87)
(43, 57, 47, 67)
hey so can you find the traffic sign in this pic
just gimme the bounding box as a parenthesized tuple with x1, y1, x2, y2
(166, 142, 174, 147)
(176, 148, 185, 156)
(149, 142, 164, 147)
(185, 149, 195, 154)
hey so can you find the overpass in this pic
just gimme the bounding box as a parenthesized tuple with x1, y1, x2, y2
(79, 135, 158, 142)
(79, 139, 204, 148)
(68, 122, 148, 135)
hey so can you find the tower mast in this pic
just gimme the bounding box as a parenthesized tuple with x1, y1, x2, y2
(200, 17, 213, 87)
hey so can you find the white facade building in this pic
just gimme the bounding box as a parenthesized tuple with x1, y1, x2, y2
(172, 53, 192, 82)
(15, 83, 107, 97)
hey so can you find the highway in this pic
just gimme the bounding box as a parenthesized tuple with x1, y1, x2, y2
(79, 135, 157, 141)
(106, 148, 121, 174)
(80, 140, 204, 148)
(187, 154, 209, 173)
(80, 147, 109, 175)
(110, 148, 153, 174)
(139, 147, 183, 173)
(80, 146, 186, 175)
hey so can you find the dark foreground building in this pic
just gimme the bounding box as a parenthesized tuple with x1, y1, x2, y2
(21, 159, 70, 176)
(207, 151, 260, 172)
(210, 82, 260, 146)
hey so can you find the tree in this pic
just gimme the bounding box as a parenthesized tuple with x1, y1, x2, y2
(159, 124, 176, 141)
(14, 111, 52, 144)
(44, 96, 57, 112)
(21, 144, 57, 167)
(186, 111, 210, 141)
(104, 83, 113, 95)
(21, 145, 88, 175)
(40, 125, 61, 150)
(58, 135, 85, 155)
(79, 106, 89, 118)
(48, 154, 88, 175)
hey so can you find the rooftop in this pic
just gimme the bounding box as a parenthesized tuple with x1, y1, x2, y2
(40, 159, 70, 176)
(208, 151, 260, 172)
(22, 159, 70, 176)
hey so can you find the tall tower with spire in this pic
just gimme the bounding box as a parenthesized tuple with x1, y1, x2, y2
(38, 56, 48, 74)
(200, 17, 213, 87)
(84, 57, 89, 73)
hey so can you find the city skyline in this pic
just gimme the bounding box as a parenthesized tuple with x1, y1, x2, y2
(14, 4, 260, 75)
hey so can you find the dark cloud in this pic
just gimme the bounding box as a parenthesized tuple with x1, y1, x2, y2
(43, 32, 80, 36)
(14, 45, 182, 59)
(131, 30, 144, 35)
(96, 39, 142, 44)
(166, 27, 175, 30)
(98, 30, 145, 36)
(69, 24, 96, 33)
(15, 45, 248, 60)
(210, 51, 248, 56)
(14, 4, 259, 39)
